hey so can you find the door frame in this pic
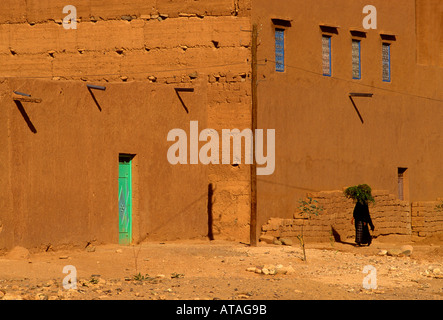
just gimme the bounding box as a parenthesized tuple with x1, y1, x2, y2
(119, 154, 135, 245)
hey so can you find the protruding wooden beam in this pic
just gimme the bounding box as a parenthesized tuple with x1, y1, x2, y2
(12, 92, 42, 103)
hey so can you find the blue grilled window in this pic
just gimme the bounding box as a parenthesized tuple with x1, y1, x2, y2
(382, 43, 391, 82)
(352, 40, 361, 79)
(322, 35, 332, 76)
(275, 29, 285, 72)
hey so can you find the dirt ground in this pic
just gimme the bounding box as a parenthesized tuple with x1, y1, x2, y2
(0, 234, 442, 301)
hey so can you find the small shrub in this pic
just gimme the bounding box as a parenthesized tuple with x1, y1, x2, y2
(171, 272, 184, 279)
(296, 197, 324, 262)
(133, 272, 150, 281)
(89, 276, 99, 284)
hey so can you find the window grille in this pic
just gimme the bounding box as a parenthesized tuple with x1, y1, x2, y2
(322, 35, 331, 76)
(352, 40, 361, 79)
(382, 43, 391, 82)
(275, 29, 285, 72)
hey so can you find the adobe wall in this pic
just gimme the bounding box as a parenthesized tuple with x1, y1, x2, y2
(0, 78, 206, 249)
(0, 1, 252, 81)
(252, 0, 443, 235)
(0, 0, 251, 22)
(411, 200, 443, 238)
(260, 190, 414, 243)
(0, 0, 254, 249)
(416, 0, 443, 67)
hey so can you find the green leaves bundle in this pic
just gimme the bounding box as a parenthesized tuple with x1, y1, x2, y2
(344, 184, 375, 204)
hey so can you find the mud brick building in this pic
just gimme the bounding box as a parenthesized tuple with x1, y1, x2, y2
(0, 0, 442, 250)
(254, 0, 443, 243)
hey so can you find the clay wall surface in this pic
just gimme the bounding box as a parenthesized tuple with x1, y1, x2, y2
(0, 1, 252, 81)
(411, 201, 443, 238)
(260, 190, 413, 243)
(1, 0, 442, 249)
(207, 77, 252, 242)
(0, 78, 211, 249)
(0, 0, 253, 249)
(252, 0, 443, 235)
(0, 0, 251, 23)
(416, 0, 443, 67)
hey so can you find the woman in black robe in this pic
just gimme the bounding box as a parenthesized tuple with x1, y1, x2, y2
(351, 201, 375, 246)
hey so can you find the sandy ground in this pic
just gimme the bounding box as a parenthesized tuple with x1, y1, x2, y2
(0, 234, 442, 301)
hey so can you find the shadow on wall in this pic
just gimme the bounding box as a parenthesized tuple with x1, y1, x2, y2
(87, 87, 103, 112)
(208, 183, 214, 241)
(14, 100, 37, 133)
(142, 190, 210, 242)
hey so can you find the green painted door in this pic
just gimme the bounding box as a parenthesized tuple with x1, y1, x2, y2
(118, 156, 132, 245)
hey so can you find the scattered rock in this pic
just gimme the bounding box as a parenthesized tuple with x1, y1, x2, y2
(400, 245, 413, 256)
(282, 265, 296, 275)
(378, 250, 388, 256)
(427, 265, 442, 276)
(59, 255, 69, 259)
(275, 264, 285, 274)
(45, 280, 56, 287)
(385, 246, 414, 257)
(273, 238, 282, 246)
(387, 248, 403, 257)
(259, 235, 274, 244)
(115, 249, 122, 253)
(2, 293, 23, 300)
(247, 264, 294, 276)
(35, 293, 48, 300)
(5, 246, 30, 260)
(280, 238, 293, 246)
(86, 246, 96, 252)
